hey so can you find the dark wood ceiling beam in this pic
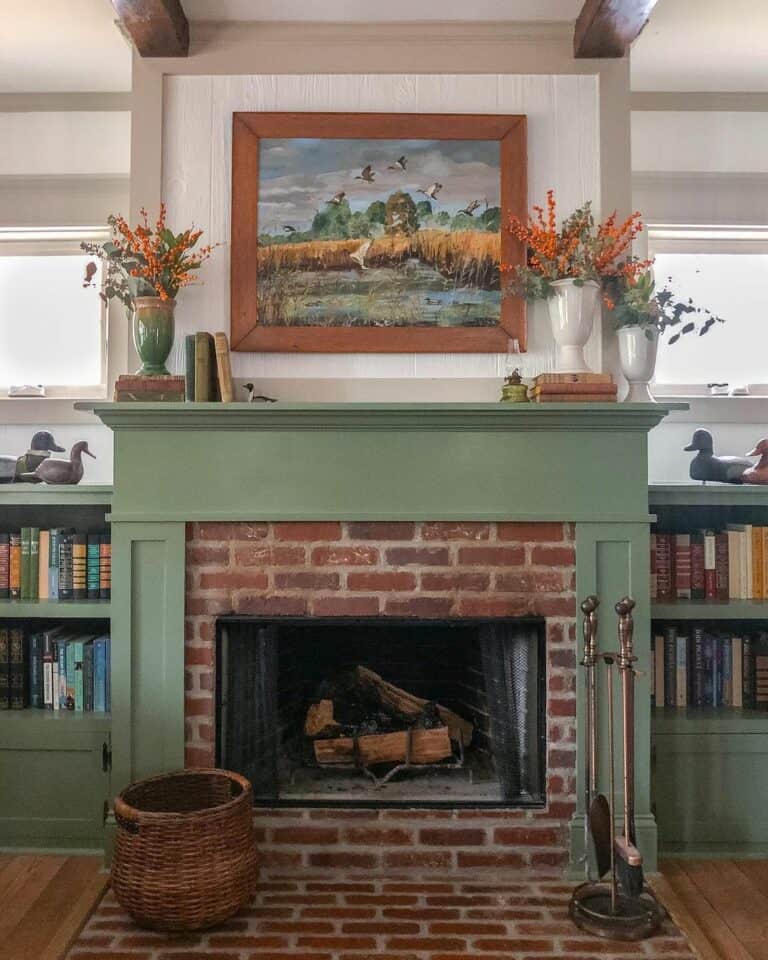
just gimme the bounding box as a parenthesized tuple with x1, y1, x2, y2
(111, 0, 189, 57)
(574, 0, 658, 58)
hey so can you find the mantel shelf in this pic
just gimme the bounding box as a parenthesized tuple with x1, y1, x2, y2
(78, 401, 685, 432)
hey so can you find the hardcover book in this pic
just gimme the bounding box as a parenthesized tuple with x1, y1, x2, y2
(9, 532, 21, 599)
(72, 533, 87, 600)
(87, 534, 101, 600)
(0, 532, 9, 600)
(675, 534, 692, 600)
(663, 625, 677, 707)
(0, 626, 9, 709)
(38, 529, 49, 600)
(691, 533, 706, 601)
(703, 531, 717, 600)
(656, 534, 674, 602)
(715, 533, 729, 602)
(58, 530, 74, 601)
(9, 627, 25, 709)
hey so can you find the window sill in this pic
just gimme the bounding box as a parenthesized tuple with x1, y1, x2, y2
(652, 394, 768, 423)
(0, 395, 107, 424)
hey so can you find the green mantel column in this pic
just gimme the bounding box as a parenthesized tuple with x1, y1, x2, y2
(81, 401, 683, 870)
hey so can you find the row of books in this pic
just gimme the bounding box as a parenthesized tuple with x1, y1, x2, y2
(0, 625, 111, 711)
(114, 331, 234, 402)
(651, 527, 768, 602)
(530, 372, 617, 404)
(652, 625, 767, 708)
(0, 528, 111, 601)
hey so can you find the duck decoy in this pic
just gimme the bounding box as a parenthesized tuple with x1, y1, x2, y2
(15, 430, 65, 482)
(743, 438, 768, 485)
(21, 441, 95, 485)
(684, 428, 754, 484)
(243, 383, 277, 404)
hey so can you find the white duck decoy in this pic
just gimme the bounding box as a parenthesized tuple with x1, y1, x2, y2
(21, 441, 95, 485)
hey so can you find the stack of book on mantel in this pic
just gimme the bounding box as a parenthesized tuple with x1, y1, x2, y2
(114, 375, 185, 402)
(531, 373, 617, 403)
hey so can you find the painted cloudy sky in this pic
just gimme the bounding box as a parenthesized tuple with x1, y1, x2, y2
(257, 137, 501, 233)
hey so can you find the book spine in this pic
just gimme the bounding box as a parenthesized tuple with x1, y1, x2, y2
(650, 534, 657, 601)
(704, 532, 717, 600)
(676, 635, 688, 707)
(9, 532, 21, 600)
(675, 534, 692, 599)
(756, 654, 768, 711)
(664, 626, 677, 707)
(59, 531, 73, 601)
(49, 528, 60, 600)
(732, 636, 744, 708)
(29, 527, 39, 600)
(84, 642, 94, 712)
(65, 641, 75, 710)
(654, 633, 666, 706)
(0, 627, 9, 709)
(692, 626, 706, 707)
(716, 533, 730, 601)
(763, 529, 768, 600)
(42, 633, 54, 710)
(73, 642, 84, 711)
(754, 527, 764, 601)
(691, 533, 706, 600)
(195, 332, 212, 402)
(38, 530, 49, 600)
(20, 527, 30, 600)
(9, 628, 25, 709)
(656, 534, 674, 602)
(744, 636, 757, 709)
(94, 639, 105, 713)
(58, 640, 67, 709)
(214, 331, 234, 403)
(72, 534, 87, 601)
(713, 637, 723, 708)
(28, 633, 43, 708)
(87, 535, 101, 600)
(105, 638, 111, 712)
(703, 634, 714, 706)
(0, 533, 9, 600)
(723, 637, 733, 706)
(184, 334, 196, 401)
(99, 534, 111, 600)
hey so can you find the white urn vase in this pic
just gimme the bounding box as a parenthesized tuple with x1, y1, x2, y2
(547, 278, 601, 373)
(617, 325, 658, 402)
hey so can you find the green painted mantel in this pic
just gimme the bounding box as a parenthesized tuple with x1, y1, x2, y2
(81, 402, 678, 524)
(81, 401, 683, 872)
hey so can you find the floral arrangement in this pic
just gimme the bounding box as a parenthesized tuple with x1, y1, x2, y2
(82, 205, 214, 310)
(606, 261, 726, 344)
(504, 190, 645, 300)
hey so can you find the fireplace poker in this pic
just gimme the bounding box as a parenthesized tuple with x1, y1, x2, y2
(580, 595, 600, 880)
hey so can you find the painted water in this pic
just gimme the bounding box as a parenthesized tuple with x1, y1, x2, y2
(258, 259, 500, 328)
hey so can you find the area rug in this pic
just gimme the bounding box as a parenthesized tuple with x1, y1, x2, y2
(66, 870, 697, 960)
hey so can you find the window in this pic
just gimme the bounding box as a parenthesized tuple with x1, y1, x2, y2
(649, 227, 768, 394)
(0, 228, 109, 398)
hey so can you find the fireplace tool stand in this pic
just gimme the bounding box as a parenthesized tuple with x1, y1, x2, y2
(569, 596, 662, 941)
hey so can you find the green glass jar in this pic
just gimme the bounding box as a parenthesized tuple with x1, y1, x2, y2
(132, 296, 176, 376)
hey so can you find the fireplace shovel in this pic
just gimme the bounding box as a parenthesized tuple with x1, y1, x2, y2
(614, 597, 644, 899)
(580, 596, 611, 881)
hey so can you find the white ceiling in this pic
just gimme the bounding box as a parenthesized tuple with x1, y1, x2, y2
(0, 0, 132, 92)
(182, 0, 583, 21)
(631, 0, 768, 92)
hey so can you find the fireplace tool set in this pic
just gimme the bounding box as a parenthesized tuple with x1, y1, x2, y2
(569, 595, 663, 941)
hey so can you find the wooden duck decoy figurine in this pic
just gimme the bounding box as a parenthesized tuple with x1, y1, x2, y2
(685, 428, 753, 484)
(15, 430, 65, 482)
(743, 438, 768, 485)
(21, 441, 95, 485)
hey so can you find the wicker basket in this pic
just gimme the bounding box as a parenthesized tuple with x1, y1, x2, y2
(111, 768, 258, 931)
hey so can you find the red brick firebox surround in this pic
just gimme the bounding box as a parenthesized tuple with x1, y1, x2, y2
(65, 519, 697, 960)
(185, 520, 578, 874)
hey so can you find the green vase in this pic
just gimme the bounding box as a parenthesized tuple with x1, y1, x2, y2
(132, 296, 175, 376)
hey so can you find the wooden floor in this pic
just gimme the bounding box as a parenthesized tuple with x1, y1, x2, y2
(0, 854, 107, 960)
(656, 859, 768, 960)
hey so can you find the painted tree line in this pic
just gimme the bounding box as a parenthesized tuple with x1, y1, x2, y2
(260, 190, 501, 246)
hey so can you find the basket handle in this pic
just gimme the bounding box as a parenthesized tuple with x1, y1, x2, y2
(114, 796, 140, 835)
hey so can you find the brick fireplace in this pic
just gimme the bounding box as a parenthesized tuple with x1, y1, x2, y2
(87, 401, 673, 872)
(184, 519, 577, 871)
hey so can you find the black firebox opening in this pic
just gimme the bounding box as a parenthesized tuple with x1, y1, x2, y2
(216, 616, 546, 808)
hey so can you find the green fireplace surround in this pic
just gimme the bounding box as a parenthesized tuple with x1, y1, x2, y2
(82, 401, 680, 871)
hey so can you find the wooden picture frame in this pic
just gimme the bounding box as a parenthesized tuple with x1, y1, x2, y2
(231, 112, 527, 353)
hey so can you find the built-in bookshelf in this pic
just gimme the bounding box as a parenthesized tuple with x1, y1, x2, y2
(649, 483, 768, 857)
(0, 484, 113, 849)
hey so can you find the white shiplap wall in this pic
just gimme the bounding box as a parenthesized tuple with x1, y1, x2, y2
(162, 74, 600, 386)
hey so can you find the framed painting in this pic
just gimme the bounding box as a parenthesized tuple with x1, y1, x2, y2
(231, 112, 527, 353)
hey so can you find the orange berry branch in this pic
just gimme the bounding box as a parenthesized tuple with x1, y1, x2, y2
(81, 204, 216, 310)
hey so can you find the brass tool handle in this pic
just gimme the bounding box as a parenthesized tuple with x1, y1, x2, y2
(615, 596, 636, 669)
(615, 596, 637, 846)
(580, 596, 599, 800)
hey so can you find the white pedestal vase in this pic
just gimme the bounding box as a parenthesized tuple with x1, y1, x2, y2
(617, 325, 658, 402)
(547, 279, 601, 373)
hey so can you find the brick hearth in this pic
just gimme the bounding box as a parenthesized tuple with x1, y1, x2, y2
(184, 520, 578, 871)
(67, 871, 696, 960)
